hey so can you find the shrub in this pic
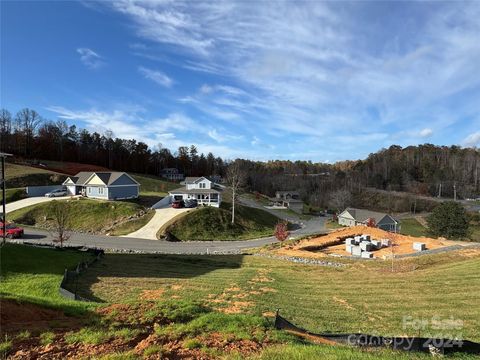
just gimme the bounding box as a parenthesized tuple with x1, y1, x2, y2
(427, 202, 469, 239)
(274, 221, 289, 241)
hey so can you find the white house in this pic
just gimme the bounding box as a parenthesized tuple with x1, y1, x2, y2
(169, 177, 222, 207)
(160, 168, 184, 181)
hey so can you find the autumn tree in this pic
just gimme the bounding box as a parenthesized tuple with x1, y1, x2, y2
(274, 221, 289, 241)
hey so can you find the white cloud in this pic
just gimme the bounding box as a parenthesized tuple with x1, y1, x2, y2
(138, 66, 173, 87)
(463, 132, 480, 147)
(419, 128, 433, 138)
(76, 48, 104, 69)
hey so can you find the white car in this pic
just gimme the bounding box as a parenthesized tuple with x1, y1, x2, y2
(45, 189, 67, 197)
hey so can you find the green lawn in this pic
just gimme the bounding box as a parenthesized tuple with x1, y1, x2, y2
(4, 163, 66, 188)
(326, 219, 344, 230)
(76, 251, 480, 341)
(165, 202, 281, 241)
(7, 198, 149, 234)
(399, 218, 429, 237)
(131, 173, 179, 196)
(2, 244, 480, 359)
(0, 244, 95, 315)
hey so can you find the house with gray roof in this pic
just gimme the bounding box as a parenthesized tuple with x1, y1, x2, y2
(169, 176, 222, 207)
(62, 171, 140, 200)
(272, 190, 304, 214)
(338, 207, 399, 232)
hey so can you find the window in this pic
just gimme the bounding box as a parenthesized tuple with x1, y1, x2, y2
(98, 187, 104, 195)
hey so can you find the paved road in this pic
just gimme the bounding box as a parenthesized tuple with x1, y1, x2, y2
(10, 228, 278, 254)
(6, 196, 71, 213)
(6, 195, 326, 254)
(239, 195, 328, 236)
(123, 205, 194, 240)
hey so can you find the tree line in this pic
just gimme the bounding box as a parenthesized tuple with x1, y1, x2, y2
(1, 108, 479, 208)
(0, 108, 226, 177)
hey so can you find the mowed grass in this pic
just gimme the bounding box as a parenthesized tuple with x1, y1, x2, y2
(0, 244, 95, 315)
(166, 202, 280, 240)
(400, 218, 429, 237)
(7, 198, 148, 234)
(4, 163, 59, 180)
(76, 250, 480, 341)
(4, 163, 66, 187)
(131, 174, 179, 196)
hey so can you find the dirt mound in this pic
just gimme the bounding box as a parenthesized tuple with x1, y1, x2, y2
(0, 299, 81, 333)
(275, 225, 460, 259)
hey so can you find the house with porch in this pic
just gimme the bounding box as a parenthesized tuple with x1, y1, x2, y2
(62, 171, 139, 200)
(169, 176, 222, 207)
(271, 190, 304, 214)
(160, 168, 184, 181)
(338, 207, 399, 232)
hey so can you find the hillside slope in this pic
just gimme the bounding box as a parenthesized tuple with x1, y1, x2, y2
(165, 202, 281, 241)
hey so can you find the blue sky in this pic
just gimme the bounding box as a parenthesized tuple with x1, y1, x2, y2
(2, 1, 479, 162)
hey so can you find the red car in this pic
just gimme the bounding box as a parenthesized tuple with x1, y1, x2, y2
(171, 200, 184, 208)
(0, 223, 24, 239)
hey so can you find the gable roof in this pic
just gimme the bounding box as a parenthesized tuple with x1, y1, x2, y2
(63, 171, 139, 186)
(184, 176, 213, 184)
(339, 207, 398, 224)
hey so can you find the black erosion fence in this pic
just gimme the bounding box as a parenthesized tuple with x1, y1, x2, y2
(59, 247, 104, 301)
(274, 312, 480, 355)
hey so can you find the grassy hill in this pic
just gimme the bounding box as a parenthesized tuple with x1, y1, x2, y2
(131, 173, 179, 196)
(4, 162, 66, 188)
(7, 198, 153, 235)
(2, 243, 479, 358)
(165, 202, 281, 241)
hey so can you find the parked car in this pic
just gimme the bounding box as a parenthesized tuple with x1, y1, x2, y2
(171, 200, 185, 208)
(184, 199, 198, 208)
(0, 222, 24, 238)
(45, 189, 67, 197)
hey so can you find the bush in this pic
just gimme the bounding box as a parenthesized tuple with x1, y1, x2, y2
(427, 202, 469, 239)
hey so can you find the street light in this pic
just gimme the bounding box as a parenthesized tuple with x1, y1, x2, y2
(1, 152, 12, 246)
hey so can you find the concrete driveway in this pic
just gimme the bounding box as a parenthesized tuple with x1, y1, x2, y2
(123, 205, 194, 240)
(6, 196, 71, 213)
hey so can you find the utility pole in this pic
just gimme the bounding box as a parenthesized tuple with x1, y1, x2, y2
(1, 153, 11, 246)
(437, 183, 442, 198)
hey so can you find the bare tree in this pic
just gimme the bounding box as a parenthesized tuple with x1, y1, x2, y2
(226, 159, 247, 224)
(15, 108, 42, 156)
(50, 201, 71, 248)
(328, 189, 352, 212)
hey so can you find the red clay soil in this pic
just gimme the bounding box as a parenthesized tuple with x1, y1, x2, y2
(0, 299, 81, 334)
(33, 161, 110, 176)
(275, 225, 461, 259)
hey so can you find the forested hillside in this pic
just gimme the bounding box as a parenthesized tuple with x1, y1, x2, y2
(2, 108, 479, 209)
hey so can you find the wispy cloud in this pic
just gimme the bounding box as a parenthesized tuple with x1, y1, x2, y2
(76, 48, 105, 69)
(138, 66, 173, 87)
(45, 105, 246, 157)
(463, 132, 480, 148)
